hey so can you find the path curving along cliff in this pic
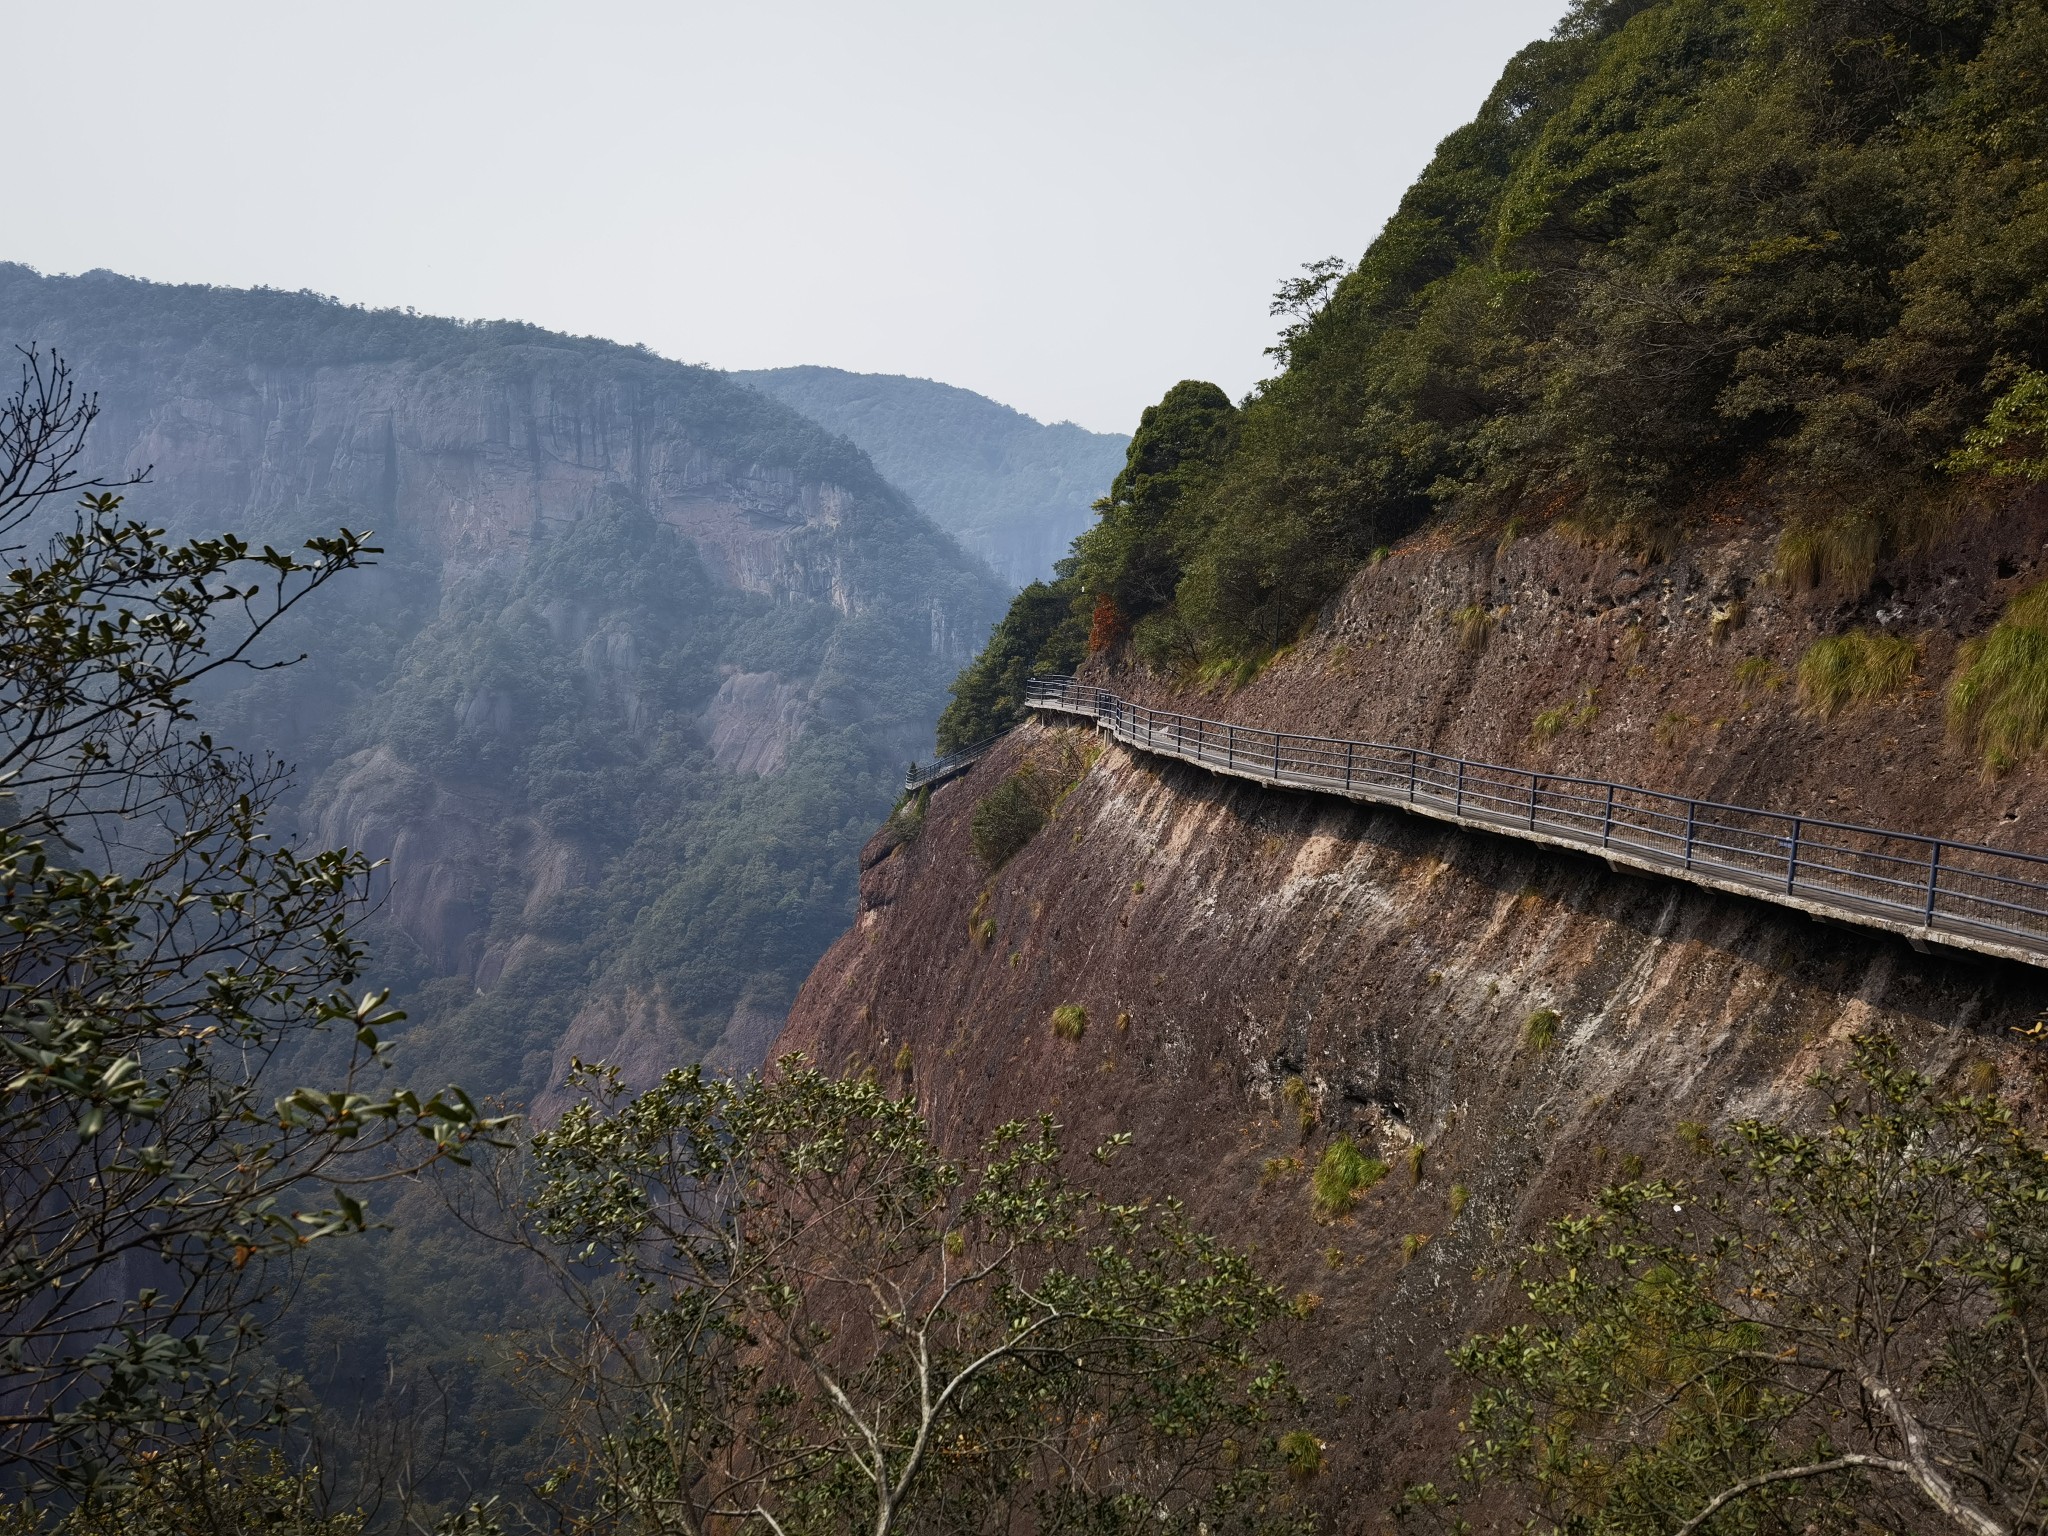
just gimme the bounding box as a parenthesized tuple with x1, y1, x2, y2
(1024, 679, 2048, 970)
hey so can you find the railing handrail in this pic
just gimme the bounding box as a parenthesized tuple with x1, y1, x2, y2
(1021, 676, 2048, 969)
(904, 728, 1012, 793)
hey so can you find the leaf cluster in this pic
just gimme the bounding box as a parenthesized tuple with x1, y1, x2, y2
(496, 1059, 1311, 1536)
(1410, 1034, 2048, 1535)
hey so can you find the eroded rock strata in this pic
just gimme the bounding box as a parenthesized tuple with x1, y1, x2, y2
(778, 509, 2048, 1516)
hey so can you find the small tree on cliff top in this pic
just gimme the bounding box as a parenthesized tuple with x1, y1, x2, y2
(1404, 1035, 2048, 1536)
(492, 1058, 1312, 1536)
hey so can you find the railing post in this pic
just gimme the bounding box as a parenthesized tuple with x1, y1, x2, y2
(1344, 739, 1354, 792)
(1786, 818, 1802, 893)
(1603, 783, 1614, 847)
(1273, 731, 1282, 781)
(1924, 840, 1943, 926)
(1455, 758, 1464, 814)
(1529, 774, 1538, 830)
(1408, 748, 1418, 803)
(1683, 801, 1695, 869)
(1227, 723, 1235, 770)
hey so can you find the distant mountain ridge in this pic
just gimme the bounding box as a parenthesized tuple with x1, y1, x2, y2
(734, 365, 1127, 589)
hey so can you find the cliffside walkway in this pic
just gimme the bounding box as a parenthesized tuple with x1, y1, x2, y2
(1024, 677, 2048, 971)
(904, 731, 1010, 794)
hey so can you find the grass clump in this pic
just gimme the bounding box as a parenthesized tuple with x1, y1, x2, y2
(1405, 1143, 1427, 1184)
(1050, 1004, 1088, 1042)
(1449, 1184, 1472, 1220)
(1524, 1008, 1561, 1051)
(1529, 704, 1571, 743)
(1260, 1155, 1301, 1188)
(1734, 655, 1787, 695)
(1311, 1135, 1388, 1221)
(1400, 1233, 1432, 1264)
(1281, 1076, 1317, 1139)
(1777, 514, 1883, 595)
(1950, 579, 2048, 772)
(1797, 629, 1918, 718)
(1653, 711, 1694, 749)
(1278, 1429, 1326, 1482)
(1452, 603, 1495, 652)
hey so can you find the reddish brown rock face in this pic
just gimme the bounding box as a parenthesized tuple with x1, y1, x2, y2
(1096, 498, 2048, 846)
(777, 709, 2048, 1519)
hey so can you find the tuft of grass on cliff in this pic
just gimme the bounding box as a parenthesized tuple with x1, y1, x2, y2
(1797, 630, 1918, 718)
(1950, 579, 2048, 771)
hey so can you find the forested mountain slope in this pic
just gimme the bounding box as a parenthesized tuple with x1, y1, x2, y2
(734, 364, 1128, 588)
(0, 264, 1008, 1103)
(953, 0, 2048, 744)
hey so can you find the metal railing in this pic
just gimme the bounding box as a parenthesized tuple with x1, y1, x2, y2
(1024, 676, 2048, 969)
(904, 729, 1011, 794)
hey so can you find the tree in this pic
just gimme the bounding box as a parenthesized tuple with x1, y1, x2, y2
(0, 349, 502, 1494)
(490, 1058, 1313, 1536)
(1405, 1035, 2047, 1535)
(1070, 380, 1238, 628)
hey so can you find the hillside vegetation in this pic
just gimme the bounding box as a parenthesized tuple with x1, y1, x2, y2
(953, 0, 2048, 725)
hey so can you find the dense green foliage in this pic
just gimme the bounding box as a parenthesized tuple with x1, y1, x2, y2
(507, 1060, 1311, 1536)
(736, 366, 1128, 589)
(1406, 1036, 2047, 1535)
(1070, 381, 1240, 636)
(960, 0, 2048, 681)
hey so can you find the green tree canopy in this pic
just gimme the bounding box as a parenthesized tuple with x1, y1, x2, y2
(495, 1058, 1314, 1536)
(1406, 1035, 2047, 1536)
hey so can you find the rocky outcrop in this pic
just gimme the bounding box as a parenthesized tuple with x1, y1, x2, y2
(703, 671, 814, 776)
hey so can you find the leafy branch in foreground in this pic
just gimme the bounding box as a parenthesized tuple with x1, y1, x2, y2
(481, 1058, 1312, 1536)
(1403, 1035, 2047, 1536)
(0, 348, 507, 1495)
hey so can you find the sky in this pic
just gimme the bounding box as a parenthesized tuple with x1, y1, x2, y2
(8, 1, 1570, 435)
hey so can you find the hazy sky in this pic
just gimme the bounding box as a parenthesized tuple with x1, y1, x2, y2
(11, 1, 1568, 434)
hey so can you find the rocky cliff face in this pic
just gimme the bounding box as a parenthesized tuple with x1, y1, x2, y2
(0, 265, 1009, 1101)
(776, 513, 2048, 1519)
(1104, 497, 2048, 844)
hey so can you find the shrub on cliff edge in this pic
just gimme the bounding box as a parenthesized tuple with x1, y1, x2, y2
(970, 765, 1054, 870)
